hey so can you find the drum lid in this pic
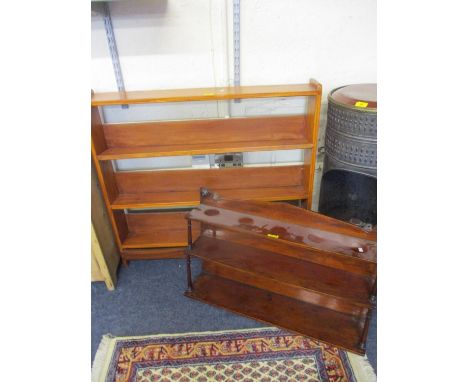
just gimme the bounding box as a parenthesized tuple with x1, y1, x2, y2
(329, 83, 377, 110)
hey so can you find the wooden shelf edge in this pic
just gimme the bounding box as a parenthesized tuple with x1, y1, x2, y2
(112, 200, 197, 210)
(111, 192, 308, 210)
(121, 241, 186, 249)
(189, 217, 375, 265)
(91, 83, 322, 106)
(121, 230, 190, 249)
(122, 248, 185, 260)
(186, 273, 366, 355)
(185, 292, 365, 356)
(97, 142, 313, 161)
(189, 240, 373, 309)
(208, 230, 376, 276)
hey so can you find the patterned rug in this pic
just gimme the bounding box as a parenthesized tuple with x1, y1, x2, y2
(92, 328, 376, 382)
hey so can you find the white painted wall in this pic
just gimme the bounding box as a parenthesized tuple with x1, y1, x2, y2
(91, 0, 376, 170)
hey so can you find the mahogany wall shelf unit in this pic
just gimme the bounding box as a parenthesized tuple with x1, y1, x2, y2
(185, 189, 377, 355)
(91, 81, 322, 264)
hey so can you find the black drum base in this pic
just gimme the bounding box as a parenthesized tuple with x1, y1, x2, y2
(318, 170, 376, 226)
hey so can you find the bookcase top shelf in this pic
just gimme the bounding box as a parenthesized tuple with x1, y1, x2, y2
(91, 83, 322, 106)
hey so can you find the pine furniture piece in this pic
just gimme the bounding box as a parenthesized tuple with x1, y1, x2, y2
(91, 81, 322, 264)
(91, 161, 119, 290)
(185, 189, 377, 355)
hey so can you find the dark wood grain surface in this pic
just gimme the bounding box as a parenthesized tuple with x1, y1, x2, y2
(188, 197, 377, 262)
(192, 235, 373, 308)
(186, 273, 366, 355)
(185, 190, 376, 354)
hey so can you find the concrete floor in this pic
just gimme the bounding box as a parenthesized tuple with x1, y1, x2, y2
(92, 258, 377, 373)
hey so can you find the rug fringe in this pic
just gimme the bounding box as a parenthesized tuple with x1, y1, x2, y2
(347, 353, 377, 382)
(92, 334, 114, 382)
(91, 329, 376, 382)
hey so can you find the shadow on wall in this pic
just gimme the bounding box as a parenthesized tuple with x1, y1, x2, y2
(91, 0, 219, 58)
(92, 0, 168, 20)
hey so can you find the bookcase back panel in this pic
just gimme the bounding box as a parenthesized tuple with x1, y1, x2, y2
(115, 165, 305, 194)
(103, 115, 307, 148)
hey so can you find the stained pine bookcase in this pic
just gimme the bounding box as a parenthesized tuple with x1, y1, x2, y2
(91, 81, 322, 264)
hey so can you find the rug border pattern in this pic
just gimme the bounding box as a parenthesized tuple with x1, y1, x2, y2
(93, 327, 372, 382)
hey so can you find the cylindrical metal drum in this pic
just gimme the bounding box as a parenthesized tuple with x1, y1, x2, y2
(323, 84, 377, 178)
(319, 84, 377, 226)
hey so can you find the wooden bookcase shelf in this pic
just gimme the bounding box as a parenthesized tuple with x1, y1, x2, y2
(189, 274, 364, 353)
(190, 235, 373, 312)
(96, 115, 312, 160)
(185, 191, 377, 354)
(91, 83, 321, 106)
(112, 185, 307, 210)
(91, 82, 322, 264)
(110, 165, 308, 209)
(188, 195, 377, 260)
(122, 211, 195, 249)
